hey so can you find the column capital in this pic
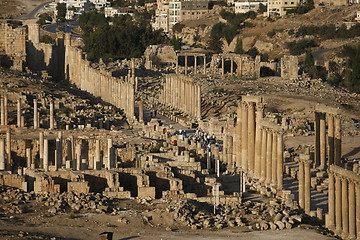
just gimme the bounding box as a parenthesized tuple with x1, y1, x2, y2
(247, 102, 255, 110)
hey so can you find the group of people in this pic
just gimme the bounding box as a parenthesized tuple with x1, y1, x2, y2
(171, 127, 219, 151)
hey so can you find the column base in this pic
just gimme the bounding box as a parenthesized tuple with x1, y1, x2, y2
(341, 232, 349, 240)
(318, 165, 325, 170)
(348, 234, 356, 240)
(335, 228, 343, 236)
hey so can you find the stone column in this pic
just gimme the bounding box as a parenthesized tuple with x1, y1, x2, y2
(95, 139, 101, 170)
(254, 124, 262, 177)
(222, 134, 228, 164)
(328, 114, 334, 165)
(17, 99, 21, 127)
(327, 172, 335, 230)
(266, 130, 272, 183)
(319, 113, 326, 169)
(0, 97, 4, 125)
(184, 55, 188, 75)
(248, 102, 255, 173)
(241, 102, 248, 171)
(0, 138, 5, 170)
(271, 133, 277, 185)
(55, 136, 62, 170)
(194, 55, 197, 74)
(235, 105, 242, 168)
(107, 138, 114, 169)
(50, 101, 54, 130)
(39, 132, 44, 168)
(230, 58, 234, 75)
(4, 96, 7, 125)
(277, 132, 284, 189)
(139, 100, 144, 123)
(221, 57, 225, 76)
(203, 55, 206, 74)
(227, 135, 233, 168)
(314, 112, 320, 167)
(6, 131, 11, 169)
(304, 160, 311, 214)
(213, 146, 220, 161)
(348, 180, 356, 239)
(26, 147, 32, 169)
(341, 178, 349, 239)
(334, 116, 341, 166)
(34, 99, 38, 129)
(260, 127, 267, 181)
(44, 139, 49, 171)
(335, 175, 342, 235)
(299, 161, 305, 209)
(356, 182, 360, 240)
(75, 142, 81, 170)
(254, 104, 264, 177)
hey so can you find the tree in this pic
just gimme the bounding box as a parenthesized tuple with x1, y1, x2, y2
(257, 3, 267, 14)
(37, 13, 52, 25)
(137, 0, 145, 6)
(234, 38, 243, 54)
(56, 3, 66, 23)
(81, 11, 166, 60)
(246, 47, 259, 59)
(170, 35, 181, 51)
(304, 50, 314, 71)
(208, 37, 223, 53)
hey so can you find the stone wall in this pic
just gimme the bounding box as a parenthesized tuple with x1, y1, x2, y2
(64, 34, 135, 119)
(281, 55, 298, 80)
(26, 24, 65, 80)
(210, 53, 261, 78)
(0, 22, 26, 71)
(25, 24, 135, 120)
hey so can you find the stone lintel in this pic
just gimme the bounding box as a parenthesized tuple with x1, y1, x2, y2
(315, 104, 341, 116)
(330, 165, 360, 183)
(258, 119, 282, 132)
(241, 95, 263, 104)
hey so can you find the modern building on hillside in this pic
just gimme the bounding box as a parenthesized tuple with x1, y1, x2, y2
(104, 7, 136, 17)
(152, 0, 210, 34)
(267, 0, 299, 16)
(234, 0, 267, 13)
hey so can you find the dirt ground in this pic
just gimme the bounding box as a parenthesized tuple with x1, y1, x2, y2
(0, 198, 335, 240)
(0, 0, 48, 18)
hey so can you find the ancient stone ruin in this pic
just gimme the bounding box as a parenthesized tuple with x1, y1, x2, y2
(0, 22, 358, 240)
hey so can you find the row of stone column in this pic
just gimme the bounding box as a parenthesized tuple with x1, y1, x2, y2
(0, 96, 55, 129)
(163, 74, 201, 119)
(0, 131, 12, 170)
(314, 106, 341, 169)
(176, 54, 206, 75)
(326, 165, 360, 240)
(256, 125, 284, 189)
(65, 35, 135, 120)
(26, 133, 117, 171)
(234, 97, 264, 174)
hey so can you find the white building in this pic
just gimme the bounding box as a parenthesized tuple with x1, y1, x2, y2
(356, 10, 360, 21)
(89, 0, 110, 9)
(152, 0, 209, 34)
(267, 0, 299, 16)
(152, 3, 170, 32)
(234, 1, 266, 13)
(104, 7, 136, 17)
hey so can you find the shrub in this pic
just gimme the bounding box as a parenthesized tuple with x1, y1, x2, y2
(172, 23, 185, 33)
(285, 39, 318, 55)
